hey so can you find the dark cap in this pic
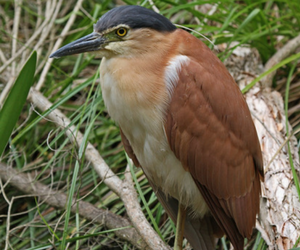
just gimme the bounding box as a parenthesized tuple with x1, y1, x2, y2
(94, 5, 176, 33)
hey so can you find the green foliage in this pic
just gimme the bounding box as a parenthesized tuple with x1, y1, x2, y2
(242, 52, 300, 94)
(1, 0, 300, 249)
(0, 51, 36, 156)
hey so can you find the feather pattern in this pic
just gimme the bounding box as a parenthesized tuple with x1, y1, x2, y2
(164, 30, 263, 249)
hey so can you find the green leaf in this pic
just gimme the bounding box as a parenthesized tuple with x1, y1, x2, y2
(242, 51, 300, 93)
(284, 62, 300, 202)
(0, 51, 36, 156)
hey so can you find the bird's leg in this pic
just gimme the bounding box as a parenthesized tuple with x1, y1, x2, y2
(174, 203, 186, 250)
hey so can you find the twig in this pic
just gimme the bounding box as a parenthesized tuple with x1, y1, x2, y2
(148, 0, 160, 13)
(5, 197, 14, 250)
(35, 0, 42, 29)
(80, 6, 96, 22)
(0, 2, 56, 75)
(35, 0, 85, 91)
(11, 0, 22, 77)
(0, 48, 7, 64)
(60, 0, 76, 17)
(28, 88, 171, 250)
(263, 33, 300, 88)
(264, 126, 300, 173)
(34, 0, 63, 55)
(0, 177, 12, 250)
(0, 0, 22, 105)
(0, 162, 149, 250)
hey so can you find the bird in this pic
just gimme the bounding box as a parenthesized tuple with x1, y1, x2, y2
(50, 5, 264, 250)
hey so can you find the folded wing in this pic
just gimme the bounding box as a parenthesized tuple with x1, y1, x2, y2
(164, 58, 263, 250)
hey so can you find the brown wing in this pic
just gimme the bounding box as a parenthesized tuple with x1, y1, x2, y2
(164, 52, 263, 250)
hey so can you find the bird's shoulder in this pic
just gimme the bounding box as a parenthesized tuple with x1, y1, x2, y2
(164, 42, 264, 245)
(164, 51, 263, 197)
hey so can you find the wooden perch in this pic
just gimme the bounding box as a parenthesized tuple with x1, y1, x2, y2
(225, 44, 300, 249)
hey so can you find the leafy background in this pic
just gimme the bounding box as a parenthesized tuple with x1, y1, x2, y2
(0, 0, 300, 249)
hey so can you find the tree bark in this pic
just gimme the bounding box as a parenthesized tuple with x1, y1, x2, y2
(225, 45, 300, 249)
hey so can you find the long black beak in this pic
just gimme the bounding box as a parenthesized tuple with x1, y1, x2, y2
(50, 32, 105, 58)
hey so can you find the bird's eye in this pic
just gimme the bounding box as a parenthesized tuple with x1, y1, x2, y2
(116, 28, 127, 37)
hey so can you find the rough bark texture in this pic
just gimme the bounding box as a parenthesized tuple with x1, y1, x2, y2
(224, 45, 300, 249)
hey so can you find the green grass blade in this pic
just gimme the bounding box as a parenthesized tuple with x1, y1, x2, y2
(126, 154, 163, 239)
(235, 8, 260, 35)
(11, 76, 94, 144)
(252, 231, 262, 250)
(284, 62, 300, 202)
(0, 51, 36, 156)
(35, 197, 60, 241)
(26, 227, 132, 250)
(242, 51, 300, 93)
(61, 80, 100, 249)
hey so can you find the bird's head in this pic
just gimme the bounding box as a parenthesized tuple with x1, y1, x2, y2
(50, 5, 177, 59)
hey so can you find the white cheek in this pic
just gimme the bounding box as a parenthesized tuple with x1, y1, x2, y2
(104, 43, 117, 51)
(104, 42, 128, 54)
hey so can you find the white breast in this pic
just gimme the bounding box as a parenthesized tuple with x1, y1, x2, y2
(100, 55, 209, 217)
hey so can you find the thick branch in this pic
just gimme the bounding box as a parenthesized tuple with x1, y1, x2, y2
(225, 46, 300, 249)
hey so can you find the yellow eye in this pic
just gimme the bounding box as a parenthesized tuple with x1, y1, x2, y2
(116, 28, 127, 37)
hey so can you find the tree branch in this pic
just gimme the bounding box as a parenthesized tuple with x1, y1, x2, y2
(28, 88, 171, 250)
(0, 162, 149, 250)
(263, 33, 300, 88)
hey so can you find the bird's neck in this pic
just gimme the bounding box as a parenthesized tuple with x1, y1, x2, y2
(100, 37, 179, 108)
(99, 30, 188, 138)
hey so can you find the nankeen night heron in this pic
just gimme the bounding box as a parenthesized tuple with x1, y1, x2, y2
(50, 5, 264, 250)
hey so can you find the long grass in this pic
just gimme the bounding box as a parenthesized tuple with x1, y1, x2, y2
(0, 0, 300, 249)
